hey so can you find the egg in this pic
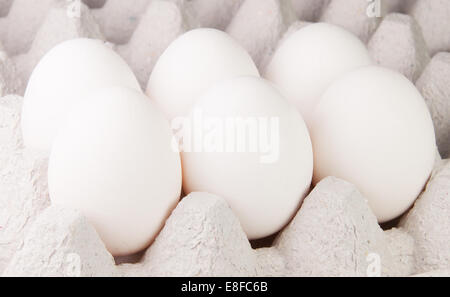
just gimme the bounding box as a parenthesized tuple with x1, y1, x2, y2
(146, 28, 260, 120)
(22, 38, 141, 151)
(179, 76, 313, 239)
(311, 66, 436, 223)
(265, 23, 372, 129)
(48, 86, 182, 256)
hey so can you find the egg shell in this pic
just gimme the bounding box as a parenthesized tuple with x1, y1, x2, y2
(48, 86, 182, 256)
(181, 76, 313, 240)
(22, 38, 141, 152)
(311, 66, 436, 223)
(146, 28, 260, 120)
(264, 22, 372, 129)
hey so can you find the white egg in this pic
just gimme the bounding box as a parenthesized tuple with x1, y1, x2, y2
(48, 86, 182, 256)
(22, 38, 141, 152)
(311, 66, 436, 223)
(180, 76, 313, 240)
(265, 23, 372, 129)
(146, 28, 260, 120)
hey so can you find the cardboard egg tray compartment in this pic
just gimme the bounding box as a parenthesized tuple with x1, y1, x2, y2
(0, 0, 449, 277)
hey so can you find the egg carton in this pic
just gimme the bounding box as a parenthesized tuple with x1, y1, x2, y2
(0, 0, 449, 277)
